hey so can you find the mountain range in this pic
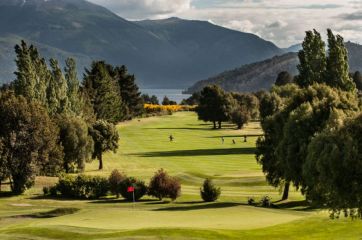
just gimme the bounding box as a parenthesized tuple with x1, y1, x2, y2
(0, 0, 284, 88)
(186, 42, 362, 93)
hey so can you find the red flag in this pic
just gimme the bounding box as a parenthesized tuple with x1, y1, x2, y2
(127, 186, 135, 192)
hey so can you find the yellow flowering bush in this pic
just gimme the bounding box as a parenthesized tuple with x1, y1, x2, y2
(144, 104, 196, 113)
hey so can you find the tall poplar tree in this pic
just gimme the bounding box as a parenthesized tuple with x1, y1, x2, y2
(14, 41, 50, 106)
(65, 58, 82, 115)
(325, 29, 355, 92)
(48, 59, 69, 115)
(295, 30, 326, 87)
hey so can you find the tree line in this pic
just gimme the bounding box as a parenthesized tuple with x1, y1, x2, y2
(256, 29, 362, 218)
(195, 85, 259, 129)
(0, 41, 144, 194)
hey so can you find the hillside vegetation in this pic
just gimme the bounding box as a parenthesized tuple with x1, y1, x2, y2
(186, 42, 362, 93)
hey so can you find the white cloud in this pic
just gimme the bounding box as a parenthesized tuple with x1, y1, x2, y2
(87, 0, 362, 47)
(88, 0, 191, 19)
(224, 20, 255, 33)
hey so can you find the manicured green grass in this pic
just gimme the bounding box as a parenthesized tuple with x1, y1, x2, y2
(0, 112, 361, 239)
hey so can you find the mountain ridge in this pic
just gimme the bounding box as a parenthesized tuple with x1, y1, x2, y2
(0, 0, 284, 88)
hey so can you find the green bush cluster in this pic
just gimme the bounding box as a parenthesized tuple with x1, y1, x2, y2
(44, 175, 109, 199)
(119, 177, 148, 201)
(44, 169, 180, 202)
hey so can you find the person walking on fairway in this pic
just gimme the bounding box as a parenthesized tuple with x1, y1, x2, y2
(232, 139, 236, 144)
(221, 137, 224, 144)
(169, 134, 174, 142)
(244, 135, 247, 143)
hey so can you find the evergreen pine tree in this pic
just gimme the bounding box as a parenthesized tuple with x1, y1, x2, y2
(83, 61, 124, 123)
(114, 65, 144, 118)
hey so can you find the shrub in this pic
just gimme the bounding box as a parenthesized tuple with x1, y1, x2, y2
(56, 174, 76, 198)
(49, 174, 109, 199)
(49, 186, 58, 197)
(87, 176, 110, 199)
(200, 179, 221, 202)
(119, 177, 147, 201)
(247, 197, 256, 206)
(43, 186, 49, 195)
(260, 195, 272, 207)
(109, 169, 126, 198)
(148, 169, 181, 201)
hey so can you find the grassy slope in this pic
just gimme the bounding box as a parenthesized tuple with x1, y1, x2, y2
(0, 112, 361, 239)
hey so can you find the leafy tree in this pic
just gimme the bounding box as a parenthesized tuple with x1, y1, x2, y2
(196, 85, 235, 129)
(0, 92, 63, 194)
(142, 94, 159, 104)
(231, 93, 259, 119)
(304, 114, 362, 218)
(295, 30, 326, 87)
(353, 71, 362, 91)
(258, 92, 282, 121)
(257, 84, 359, 200)
(113, 65, 144, 118)
(275, 71, 293, 86)
(180, 92, 200, 105)
(83, 61, 125, 123)
(89, 120, 119, 170)
(56, 115, 94, 173)
(162, 96, 177, 105)
(230, 107, 250, 129)
(257, 30, 360, 201)
(148, 169, 181, 201)
(325, 29, 355, 92)
(200, 179, 221, 202)
(108, 169, 126, 198)
(0, 140, 9, 192)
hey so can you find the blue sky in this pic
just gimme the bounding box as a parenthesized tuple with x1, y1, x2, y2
(89, 0, 362, 48)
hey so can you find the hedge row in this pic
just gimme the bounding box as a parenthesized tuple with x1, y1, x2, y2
(44, 169, 182, 201)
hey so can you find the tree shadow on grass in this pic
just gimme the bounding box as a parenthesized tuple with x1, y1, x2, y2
(144, 127, 215, 131)
(207, 134, 264, 139)
(90, 198, 159, 204)
(9, 208, 80, 219)
(28, 195, 84, 201)
(153, 202, 243, 211)
(129, 148, 256, 157)
(274, 200, 317, 211)
(0, 191, 16, 198)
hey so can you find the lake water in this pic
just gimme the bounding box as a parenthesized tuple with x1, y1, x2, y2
(140, 89, 191, 104)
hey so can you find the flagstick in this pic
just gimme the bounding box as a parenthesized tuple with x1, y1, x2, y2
(133, 190, 135, 209)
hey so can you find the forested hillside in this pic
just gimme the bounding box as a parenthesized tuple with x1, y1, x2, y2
(186, 42, 362, 93)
